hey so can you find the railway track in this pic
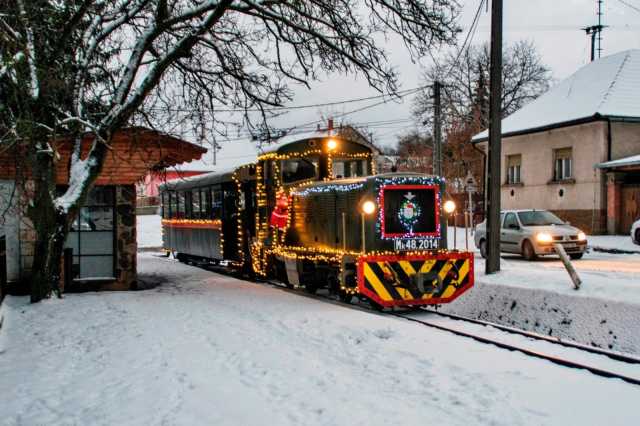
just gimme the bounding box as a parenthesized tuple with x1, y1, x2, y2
(188, 258, 640, 386)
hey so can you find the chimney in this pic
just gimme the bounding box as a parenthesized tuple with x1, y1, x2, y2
(328, 118, 334, 134)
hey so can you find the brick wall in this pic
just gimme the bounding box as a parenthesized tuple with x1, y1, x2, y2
(550, 209, 607, 235)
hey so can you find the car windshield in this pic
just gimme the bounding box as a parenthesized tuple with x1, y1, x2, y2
(517, 211, 565, 226)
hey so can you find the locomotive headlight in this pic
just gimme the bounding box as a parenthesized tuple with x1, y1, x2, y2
(361, 200, 376, 215)
(326, 138, 338, 151)
(443, 200, 456, 214)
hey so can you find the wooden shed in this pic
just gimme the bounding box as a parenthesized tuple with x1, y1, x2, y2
(0, 127, 206, 292)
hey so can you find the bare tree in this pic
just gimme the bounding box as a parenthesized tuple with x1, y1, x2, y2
(0, 0, 460, 302)
(413, 40, 551, 132)
(394, 130, 433, 173)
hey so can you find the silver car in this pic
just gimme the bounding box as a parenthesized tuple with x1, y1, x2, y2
(474, 210, 588, 260)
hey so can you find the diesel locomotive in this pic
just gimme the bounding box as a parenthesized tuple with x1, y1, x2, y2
(159, 131, 473, 309)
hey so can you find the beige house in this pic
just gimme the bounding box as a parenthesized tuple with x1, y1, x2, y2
(473, 50, 640, 234)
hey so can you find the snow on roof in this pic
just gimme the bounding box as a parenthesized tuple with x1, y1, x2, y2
(473, 49, 640, 142)
(174, 138, 260, 173)
(596, 154, 640, 169)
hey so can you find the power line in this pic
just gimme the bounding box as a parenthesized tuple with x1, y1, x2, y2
(616, 0, 640, 13)
(148, 85, 427, 114)
(445, 0, 486, 76)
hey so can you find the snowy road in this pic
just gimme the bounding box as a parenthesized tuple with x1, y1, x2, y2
(1, 254, 639, 425)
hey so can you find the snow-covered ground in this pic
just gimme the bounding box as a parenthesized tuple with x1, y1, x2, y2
(137, 214, 162, 249)
(588, 235, 640, 253)
(445, 228, 640, 353)
(1, 254, 639, 425)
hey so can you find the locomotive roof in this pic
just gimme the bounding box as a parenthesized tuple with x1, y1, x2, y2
(260, 129, 379, 155)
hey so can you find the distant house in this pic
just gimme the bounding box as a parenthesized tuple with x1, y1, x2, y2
(0, 128, 205, 291)
(472, 50, 640, 234)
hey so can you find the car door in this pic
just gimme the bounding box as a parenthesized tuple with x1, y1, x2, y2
(501, 212, 521, 253)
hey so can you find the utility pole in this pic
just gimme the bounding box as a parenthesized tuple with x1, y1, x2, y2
(486, 0, 502, 274)
(433, 81, 442, 177)
(433, 80, 446, 249)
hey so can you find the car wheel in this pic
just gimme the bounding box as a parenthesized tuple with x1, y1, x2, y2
(479, 240, 487, 259)
(522, 240, 538, 261)
(569, 253, 583, 260)
(635, 229, 640, 245)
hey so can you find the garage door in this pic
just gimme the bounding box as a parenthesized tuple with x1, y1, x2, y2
(621, 185, 640, 234)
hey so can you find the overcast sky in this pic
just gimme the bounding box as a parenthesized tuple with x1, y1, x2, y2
(205, 0, 640, 168)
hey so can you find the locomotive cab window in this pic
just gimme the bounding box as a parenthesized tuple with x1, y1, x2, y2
(281, 158, 318, 184)
(332, 159, 368, 178)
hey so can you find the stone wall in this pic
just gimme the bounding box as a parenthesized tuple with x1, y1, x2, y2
(103, 185, 138, 290)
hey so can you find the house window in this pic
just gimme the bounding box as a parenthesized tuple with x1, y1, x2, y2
(554, 148, 572, 181)
(64, 186, 115, 279)
(506, 154, 522, 184)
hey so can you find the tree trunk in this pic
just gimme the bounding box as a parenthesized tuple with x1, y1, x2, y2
(27, 125, 71, 302)
(30, 216, 68, 302)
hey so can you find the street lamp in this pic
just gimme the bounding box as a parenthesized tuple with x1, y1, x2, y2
(443, 200, 457, 249)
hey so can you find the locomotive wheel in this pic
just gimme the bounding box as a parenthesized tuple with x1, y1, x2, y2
(338, 290, 352, 304)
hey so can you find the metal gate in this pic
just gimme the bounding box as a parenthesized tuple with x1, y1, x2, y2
(621, 185, 640, 234)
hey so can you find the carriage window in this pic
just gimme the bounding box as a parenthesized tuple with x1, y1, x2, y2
(185, 191, 194, 219)
(177, 192, 186, 218)
(212, 187, 223, 218)
(192, 189, 201, 219)
(281, 158, 318, 184)
(169, 192, 177, 219)
(202, 188, 212, 219)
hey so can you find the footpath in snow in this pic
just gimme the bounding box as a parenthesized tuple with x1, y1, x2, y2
(1, 254, 639, 425)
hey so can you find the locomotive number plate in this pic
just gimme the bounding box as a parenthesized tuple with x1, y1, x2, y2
(394, 238, 439, 251)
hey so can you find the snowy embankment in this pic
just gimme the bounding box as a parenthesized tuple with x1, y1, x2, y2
(447, 228, 640, 354)
(1, 254, 639, 425)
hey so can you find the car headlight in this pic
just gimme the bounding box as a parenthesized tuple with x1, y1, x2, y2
(536, 232, 553, 243)
(577, 231, 586, 241)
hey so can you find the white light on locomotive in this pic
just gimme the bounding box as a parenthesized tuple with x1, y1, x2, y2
(362, 200, 376, 215)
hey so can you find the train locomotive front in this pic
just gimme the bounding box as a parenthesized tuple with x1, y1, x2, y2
(274, 173, 474, 308)
(160, 132, 473, 309)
